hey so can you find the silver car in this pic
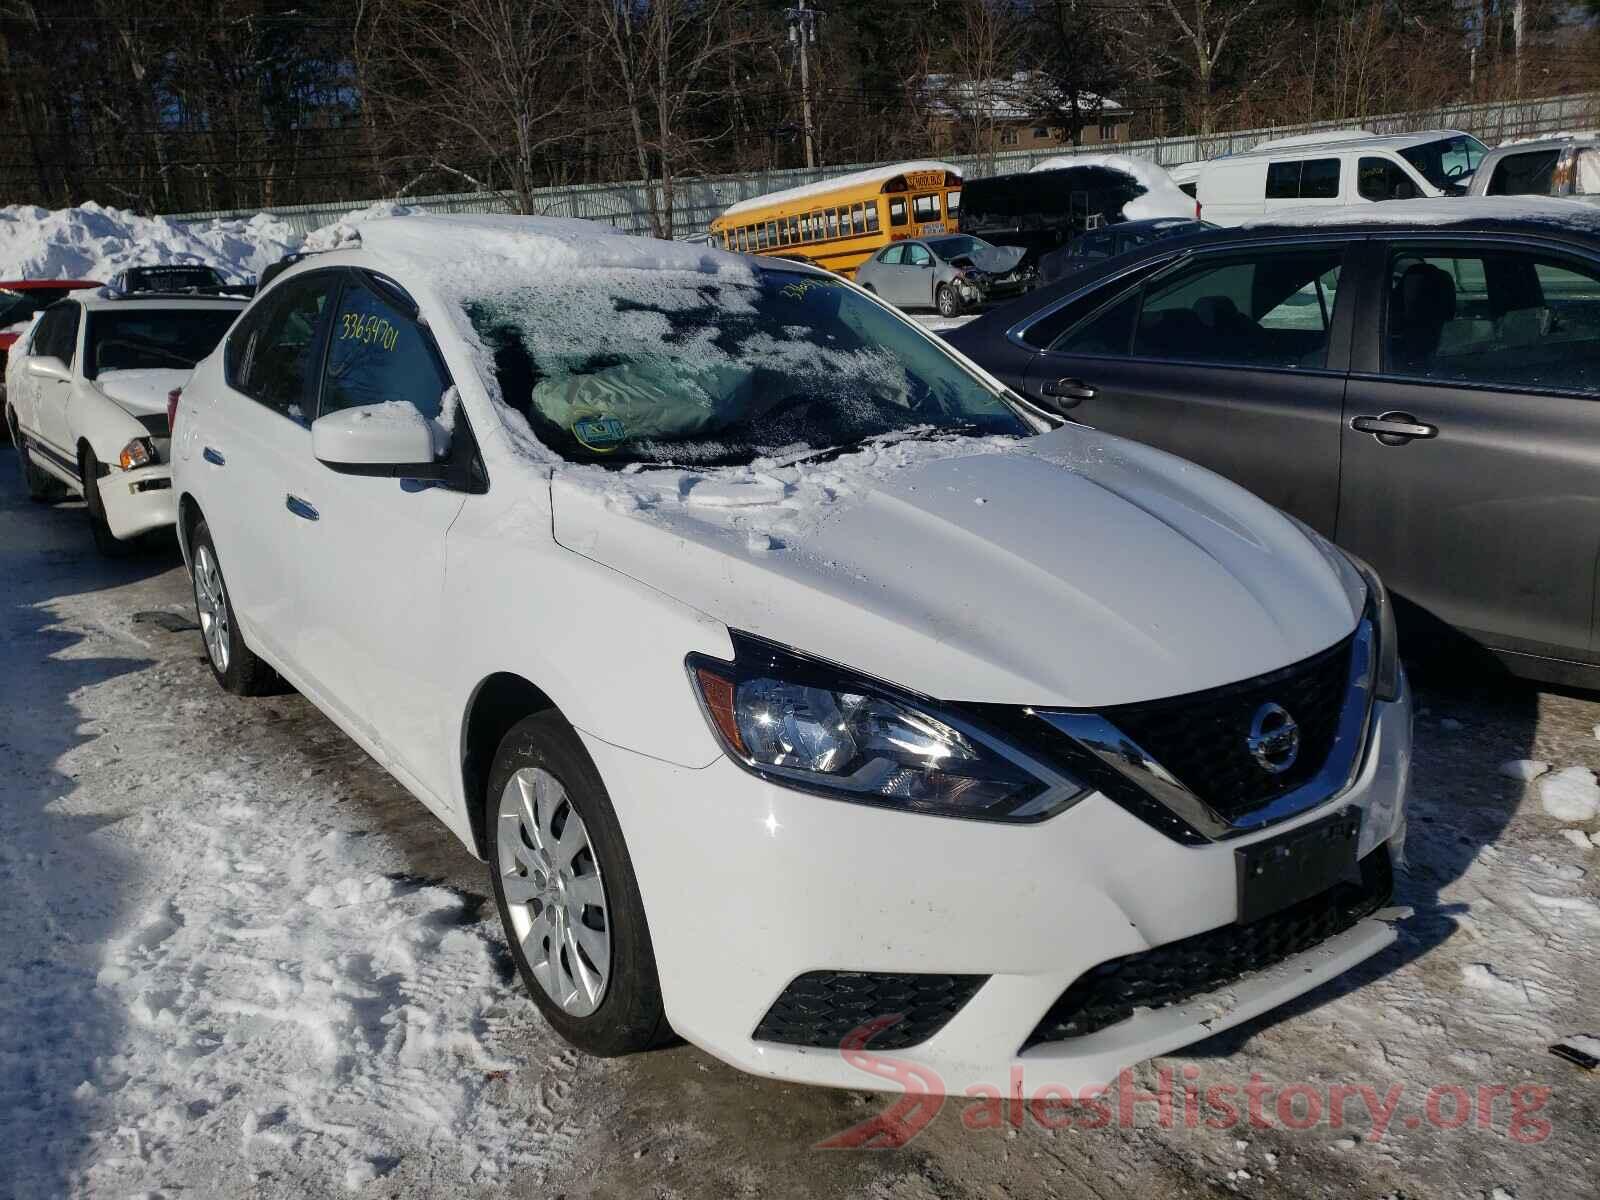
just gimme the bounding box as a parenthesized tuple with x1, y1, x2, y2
(1469, 133, 1600, 207)
(856, 234, 1027, 317)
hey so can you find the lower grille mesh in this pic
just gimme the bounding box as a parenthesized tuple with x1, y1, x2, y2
(753, 971, 987, 1050)
(1023, 849, 1392, 1049)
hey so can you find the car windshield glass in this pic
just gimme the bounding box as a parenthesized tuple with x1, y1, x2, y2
(1399, 135, 1487, 194)
(926, 235, 988, 259)
(466, 266, 1031, 467)
(85, 308, 240, 378)
(128, 267, 223, 291)
(0, 287, 68, 327)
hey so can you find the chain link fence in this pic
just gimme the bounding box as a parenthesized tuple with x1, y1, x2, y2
(168, 91, 1600, 242)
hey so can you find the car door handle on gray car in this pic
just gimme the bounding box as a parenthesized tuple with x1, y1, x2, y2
(285, 494, 320, 521)
(1351, 412, 1438, 446)
(202, 446, 225, 466)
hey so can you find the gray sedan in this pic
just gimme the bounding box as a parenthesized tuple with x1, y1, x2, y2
(856, 235, 1027, 317)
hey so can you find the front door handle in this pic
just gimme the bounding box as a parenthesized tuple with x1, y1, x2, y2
(202, 446, 225, 466)
(285, 494, 319, 522)
(1351, 412, 1438, 446)
(1042, 378, 1097, 402)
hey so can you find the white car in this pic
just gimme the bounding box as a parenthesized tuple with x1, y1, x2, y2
(171, 215, 1412, 1095)
(6, 292, 244, 552)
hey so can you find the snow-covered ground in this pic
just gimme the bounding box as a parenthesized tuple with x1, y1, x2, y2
(1, 466, 1596, 1199)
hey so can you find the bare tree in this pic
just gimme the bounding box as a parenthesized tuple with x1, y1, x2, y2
(928, 0, 1025, 171)
(356, 0, 576, 213)
(1151, 0, 1269, 134)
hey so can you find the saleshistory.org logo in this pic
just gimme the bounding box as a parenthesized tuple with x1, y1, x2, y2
(817, 1018, 1555, 1150)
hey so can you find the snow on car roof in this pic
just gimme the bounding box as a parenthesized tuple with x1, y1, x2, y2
(717, 161, 960, 220)
(1025, 153, 1195, 221)
(1225, 128, 1476, 159)
(1242, 194, 1600, 230)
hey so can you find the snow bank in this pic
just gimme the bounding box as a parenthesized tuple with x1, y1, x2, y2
(0, 202, 298, 284)
(1028, 153, 1195, 220)
(0, 199, 418, 287)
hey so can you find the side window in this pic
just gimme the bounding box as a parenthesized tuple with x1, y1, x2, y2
(28, 307, 66, 361)
(904, 243, 932, 267)
(1265, 161, 1300, 199)
(864, 202, 881, 233)
(913, 193, 941, 223)
(1486, 149, 1561, 196)
(878, 245, 904, 266)
(38, 303, 82, 366)
(1023, 258, 1173, 349)
(1359, 157, 1418, 202)
(1383, 246, 1600, 394)
(321, 279, 452, 424)
(230, 273, 337, 423)
(946, 189, 961, 216)
(1300, 158, 1340, 199)
(1053, 249, 1345, 368)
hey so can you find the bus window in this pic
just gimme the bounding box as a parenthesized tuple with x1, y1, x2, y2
(788, 216, 801, 243)
(766, 221, 777, 247)
(739, 227, 749, 251)
(865, 202, 881, 233)
(889, 197, 908, 227)
(946, 190, 961, 216)
(826, 210, 839, 239)
(913, 194, 941, 222)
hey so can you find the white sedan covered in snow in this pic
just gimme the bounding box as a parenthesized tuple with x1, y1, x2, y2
(6, 292, 244, 552)
(169, 214, 1411, 1094)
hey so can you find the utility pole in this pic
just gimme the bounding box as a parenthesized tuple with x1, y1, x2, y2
(1512, 0, 1525, 97)
(785, 2, 820, 168)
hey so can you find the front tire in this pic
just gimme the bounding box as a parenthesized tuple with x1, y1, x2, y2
(936, 283, 961, 318)
(487, 711, 668, 1057)
(80, 447, 130, 557)
(189, 517, 275, 695)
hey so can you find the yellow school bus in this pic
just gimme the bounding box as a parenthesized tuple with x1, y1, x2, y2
(710, 161, 964, 279)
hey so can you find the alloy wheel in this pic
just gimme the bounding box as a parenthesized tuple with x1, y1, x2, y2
(497, 766, 611, 1017)
(193, 544, 231, 673)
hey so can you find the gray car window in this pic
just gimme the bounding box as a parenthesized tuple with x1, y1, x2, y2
(1383, 247, 1600, 394)
(1053, 249, 1345, 369)
(1486, 149, 1561, 196)
(904, 243, 932, 267)
(878, 244, 905, 266)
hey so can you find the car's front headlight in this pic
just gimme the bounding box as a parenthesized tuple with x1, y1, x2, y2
(117, 437, 157, 470)
(687, 634, 1086, 822)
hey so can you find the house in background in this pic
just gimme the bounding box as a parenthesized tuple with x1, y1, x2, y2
(924, 72, 1133, 154)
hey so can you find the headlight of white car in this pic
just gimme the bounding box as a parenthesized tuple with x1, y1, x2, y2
(118, 437, 157, 470)
(688, 634, 1086, 822)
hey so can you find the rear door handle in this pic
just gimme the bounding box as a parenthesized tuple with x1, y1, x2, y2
(285, 494, 319, 521)
(202, 446, 225, 466)
(1351, 412, 1438, 445)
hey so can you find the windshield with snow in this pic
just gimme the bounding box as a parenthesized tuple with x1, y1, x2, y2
(466, 266, 1031, 467)
(84, 308, 241, 379)
(1399, 135, 1487, 194)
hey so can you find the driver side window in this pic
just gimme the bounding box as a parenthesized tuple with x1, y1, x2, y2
(321, 279, 452, 424)
(904, 244, 932, 267)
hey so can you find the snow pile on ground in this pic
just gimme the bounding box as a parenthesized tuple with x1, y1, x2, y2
(1499, 758, 1550, 781)
(1028, 153, 1195, 219)
(1, 575, 583, 1197)
(0, 200, 422, 287)
(1540, 765, 1600, 822)
(0, 202, 299, 284)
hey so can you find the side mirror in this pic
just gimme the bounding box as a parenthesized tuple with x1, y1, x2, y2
(26, 356, 70, 382)
(313, 404, 448, 478)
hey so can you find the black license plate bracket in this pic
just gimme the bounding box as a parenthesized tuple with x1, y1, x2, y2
(1235, 808, 1362, 925)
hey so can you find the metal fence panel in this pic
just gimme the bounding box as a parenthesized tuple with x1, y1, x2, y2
(168, 91, 1600, 242)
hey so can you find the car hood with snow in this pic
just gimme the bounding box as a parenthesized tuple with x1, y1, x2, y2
(547, 424, 1361, 709)
(94, 367, 189, 417)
